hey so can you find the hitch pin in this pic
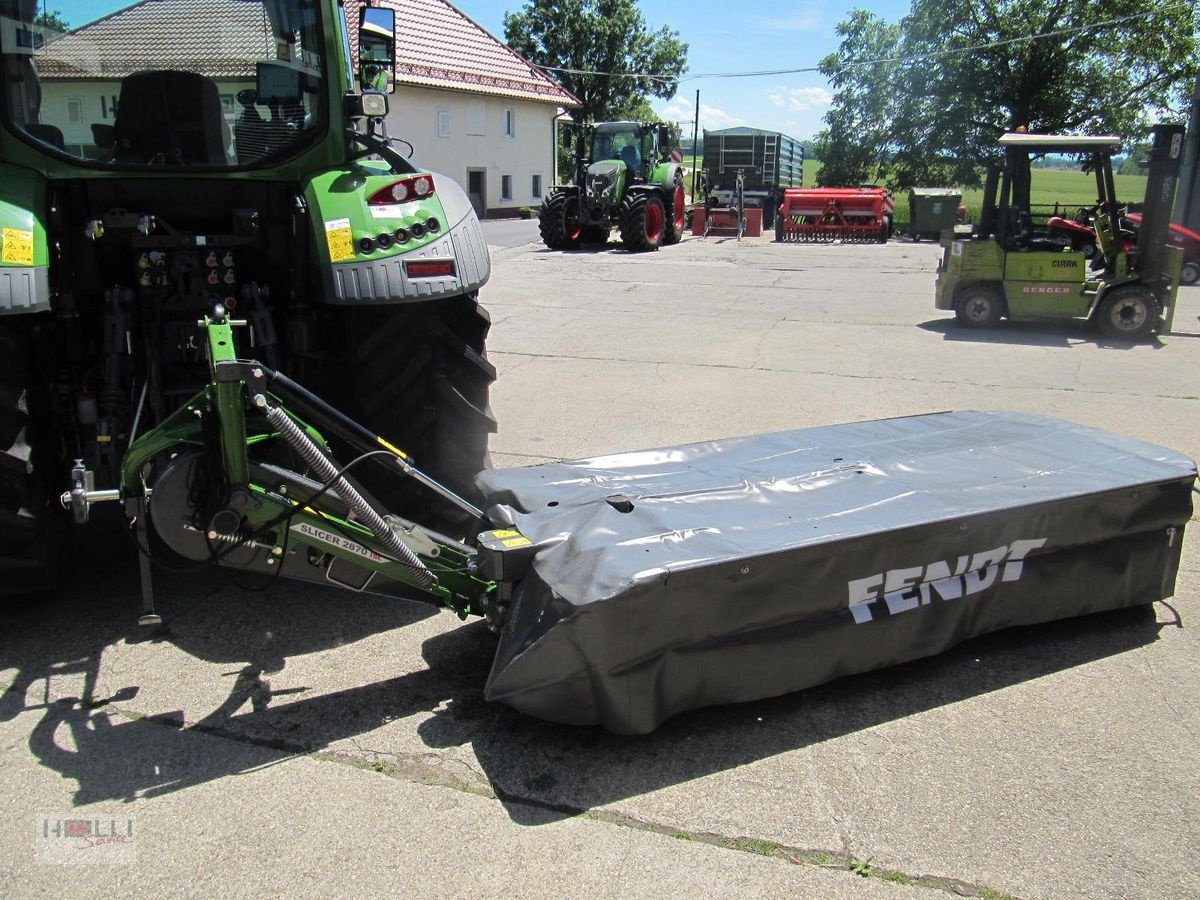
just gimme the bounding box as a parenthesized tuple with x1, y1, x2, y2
(59, 459, 146, 524)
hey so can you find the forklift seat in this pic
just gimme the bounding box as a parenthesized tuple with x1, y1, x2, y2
(112, 70, 230, 165)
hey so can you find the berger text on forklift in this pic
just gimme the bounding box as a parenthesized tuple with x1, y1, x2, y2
(847, 538, 1047, 623)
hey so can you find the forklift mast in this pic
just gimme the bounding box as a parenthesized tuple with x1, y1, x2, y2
(1137, 124, 1187, 286)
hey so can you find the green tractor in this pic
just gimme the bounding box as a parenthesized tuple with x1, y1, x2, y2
(539, 121, 687, 252)
(935, 124, 1186, 340)
(0, 0, 495, 596)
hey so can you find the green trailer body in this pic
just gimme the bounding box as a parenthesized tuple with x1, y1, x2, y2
(701, 128, 804, 226)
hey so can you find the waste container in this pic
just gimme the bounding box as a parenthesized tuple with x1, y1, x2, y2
(909, 188, 962, 241)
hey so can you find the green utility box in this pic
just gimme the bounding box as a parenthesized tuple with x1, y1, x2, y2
(909, 188, 962, 241)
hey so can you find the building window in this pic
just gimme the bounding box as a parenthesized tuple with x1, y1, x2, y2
(66, 98, 83, 124)
(501, 174, 512, 201)
(503, 108, 515, 139)
(531, 174, 542, 199)
(436, 109, 451, 139)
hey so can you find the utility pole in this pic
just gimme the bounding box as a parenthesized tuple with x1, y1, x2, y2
(690, 89, 700, 201)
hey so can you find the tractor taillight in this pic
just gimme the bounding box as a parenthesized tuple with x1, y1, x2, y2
(369, 175, 435, 205)
(406, 260, 455, 278)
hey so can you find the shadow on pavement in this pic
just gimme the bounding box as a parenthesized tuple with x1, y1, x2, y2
(918, 317, 1165, 350)
(2, 527, 1169, 822)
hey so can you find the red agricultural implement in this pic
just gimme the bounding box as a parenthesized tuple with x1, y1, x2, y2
(775, 187, 894, 243)
(1045, 209, 1199, 285)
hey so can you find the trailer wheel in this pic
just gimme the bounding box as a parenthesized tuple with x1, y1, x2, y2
(1180, 258, 1200, 286)
(954, 286, 1004, 328)
(538, 191, 582, 250)
(1096, 286, 1159, 341)
(620, 192, 665, 252)
(0, 318, 67, 598)
(580, 225, 610, 245)
(663, 179, 685, 245)
(330, 295, 497, 539)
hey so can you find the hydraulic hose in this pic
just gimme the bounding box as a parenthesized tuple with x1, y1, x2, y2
(258, 398, 435, 589)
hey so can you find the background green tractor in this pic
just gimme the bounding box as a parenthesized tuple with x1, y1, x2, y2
(539, 121, 686, 252)
(0, 0, 495, 596)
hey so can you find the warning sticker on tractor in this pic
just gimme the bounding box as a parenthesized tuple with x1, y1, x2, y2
(291, 521, 390, 563)
(324, 218, 355, 263)
(1, 227, 33, 265)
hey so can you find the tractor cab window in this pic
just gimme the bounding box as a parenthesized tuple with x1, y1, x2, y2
(592, 125, 642, 173)
(0, 0, 327, 168)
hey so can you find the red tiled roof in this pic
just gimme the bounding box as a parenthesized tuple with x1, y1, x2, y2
(39, 0, 273, 80)
(345, 0, 577, 106)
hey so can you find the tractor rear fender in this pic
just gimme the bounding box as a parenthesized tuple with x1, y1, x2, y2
(306, 163, 490, 304)
(0, 163, 50, 316)
(647, 160, 682, 189)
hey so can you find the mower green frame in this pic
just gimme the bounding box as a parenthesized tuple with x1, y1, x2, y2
(120, 316, 496, 618)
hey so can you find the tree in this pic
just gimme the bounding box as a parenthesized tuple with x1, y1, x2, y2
(503, 0, 688, 125)
(34, 10, 69, 32)
(815, 0, 1198, 193)
(812, 10, 900, 186)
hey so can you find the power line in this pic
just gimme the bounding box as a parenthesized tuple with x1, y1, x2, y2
(535, 3, 1191, 83)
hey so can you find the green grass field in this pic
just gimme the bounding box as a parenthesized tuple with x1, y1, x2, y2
(681, 154, 1148, 229)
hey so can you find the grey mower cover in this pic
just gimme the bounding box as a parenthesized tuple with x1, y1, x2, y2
(477, 411, 1195, 733)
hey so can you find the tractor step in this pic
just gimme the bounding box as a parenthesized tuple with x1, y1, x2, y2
(477, 411, 1195, 733)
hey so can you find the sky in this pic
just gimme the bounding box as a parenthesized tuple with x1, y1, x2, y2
(53, 0, 915, 141)
(451, 0, 916, 141)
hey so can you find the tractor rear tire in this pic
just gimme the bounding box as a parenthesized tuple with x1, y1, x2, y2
(1180, 258, 1200, 286)
(954, 286, 1005, 328)
(663, 180, 685, 246)
(0, 318, 67, 599)
(538, 192, 582, 250)
(330, 294, 497, 540)
(620, 193, 666, 252)
(580, 225, 610, 245)
(1096, 286, 1158, 341)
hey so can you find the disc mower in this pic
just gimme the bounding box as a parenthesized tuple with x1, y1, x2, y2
(3, 2, 1194, 734)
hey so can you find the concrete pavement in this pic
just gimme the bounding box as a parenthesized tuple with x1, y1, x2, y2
(3, 228, 1197, 898)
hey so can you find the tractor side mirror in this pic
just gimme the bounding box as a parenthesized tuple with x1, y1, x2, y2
(359, 6, 396, 94)
(658, 124, 670, 150)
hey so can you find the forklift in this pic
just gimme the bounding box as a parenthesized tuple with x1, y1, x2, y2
(935, 124, 1186, 340)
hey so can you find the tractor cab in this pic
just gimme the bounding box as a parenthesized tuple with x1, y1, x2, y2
(589, 121, 669, 183)
(935, 125, 1185, 340)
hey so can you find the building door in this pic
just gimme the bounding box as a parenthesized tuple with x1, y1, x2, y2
(467, 169, 486, 219)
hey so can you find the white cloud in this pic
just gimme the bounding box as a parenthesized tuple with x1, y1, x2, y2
(767, 86, 834, 112)
(656, 98, 743, 130)
(749, 3, 822, 32)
